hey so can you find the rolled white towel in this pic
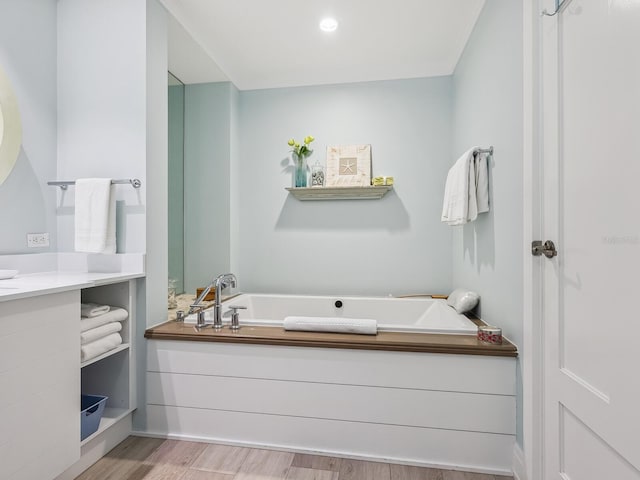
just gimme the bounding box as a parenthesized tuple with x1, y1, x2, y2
(81, 333, 123, 362)
(283, 316, 377, 335)
(81, 303, 111, 318)
(81, 322, 123, 345)
(80, 308, 128, 332)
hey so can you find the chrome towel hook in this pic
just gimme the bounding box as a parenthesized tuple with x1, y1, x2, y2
(541, 0, 567, 17)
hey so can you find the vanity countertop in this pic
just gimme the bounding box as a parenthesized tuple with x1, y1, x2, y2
(0, 253, 146, 302)
(0, 271, 145, 302)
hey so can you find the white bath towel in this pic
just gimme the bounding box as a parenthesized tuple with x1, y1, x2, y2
(81, 332, 123, 362)
(80, 307, 128, 332)
(74, 178, 116, 254)
(81, 302, 111, 318)
(441, 148, 474, 225)
(441, 148, 489, 225)
(283, 316, 377, 335)
(81, 321, 122, 345)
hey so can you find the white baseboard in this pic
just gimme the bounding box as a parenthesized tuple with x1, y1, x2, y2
(512, 443, 527, 480)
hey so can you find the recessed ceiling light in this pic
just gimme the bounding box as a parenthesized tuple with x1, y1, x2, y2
(319, 17, 338, 32)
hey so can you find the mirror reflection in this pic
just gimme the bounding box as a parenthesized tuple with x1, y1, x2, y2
(168, 72, 184, 296)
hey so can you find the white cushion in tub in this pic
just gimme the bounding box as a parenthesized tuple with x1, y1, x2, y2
(446, 289, 480, 314)
(283, 316, 377, 335)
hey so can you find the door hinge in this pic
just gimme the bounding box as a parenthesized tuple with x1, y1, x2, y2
(532, 240, 558, 258)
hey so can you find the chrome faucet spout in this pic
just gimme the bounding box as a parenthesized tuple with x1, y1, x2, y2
(187, 273, 237, 323)
(213, 273, 237, 328)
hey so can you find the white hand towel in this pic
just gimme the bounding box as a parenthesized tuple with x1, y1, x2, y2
(81, 332, 123, 362)
(75, 178, 116, 254)
(81, 322, 122, 345)
(80, 307, 128, 332)
(81, 303, 111, 318)
(475, 152, 490, 213)
(283, 316, 377, 335)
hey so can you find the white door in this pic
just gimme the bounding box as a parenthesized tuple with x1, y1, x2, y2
(540, 0, 640, 478)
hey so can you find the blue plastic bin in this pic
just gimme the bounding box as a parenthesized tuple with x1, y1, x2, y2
(81, 394, 108, 440)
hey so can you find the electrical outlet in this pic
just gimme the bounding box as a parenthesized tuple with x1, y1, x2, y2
(27, 233, 49, 248)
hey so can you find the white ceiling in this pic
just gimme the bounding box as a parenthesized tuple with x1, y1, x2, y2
(167, 14, 229, 84)
(162, 0, 485, 90)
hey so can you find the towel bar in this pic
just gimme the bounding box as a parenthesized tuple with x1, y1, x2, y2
(474, 146, 493, 156)
(47, 179, 142, 190)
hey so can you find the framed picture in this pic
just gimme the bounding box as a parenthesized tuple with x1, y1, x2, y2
(326, 145, 371, 187)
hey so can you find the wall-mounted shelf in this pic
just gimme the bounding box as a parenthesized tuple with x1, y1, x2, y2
(286, 185, 393, 201)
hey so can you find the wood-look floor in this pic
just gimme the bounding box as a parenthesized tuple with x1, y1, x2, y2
(75, 437, 513, 480)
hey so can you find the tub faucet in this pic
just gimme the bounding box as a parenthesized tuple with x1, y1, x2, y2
(212, 273, 237, 328)
(188, 273, 237, 328)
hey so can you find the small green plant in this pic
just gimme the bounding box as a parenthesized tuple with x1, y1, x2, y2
(287, 135, 315, 158)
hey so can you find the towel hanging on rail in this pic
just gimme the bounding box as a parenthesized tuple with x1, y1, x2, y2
(441, 147, 490, 226)
(74, 178, 117, 254)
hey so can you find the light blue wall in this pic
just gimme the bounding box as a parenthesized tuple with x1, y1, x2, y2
(0, 0, 57, 254)
(451, 0, 524, 446)
(183, 82, 233, 294)
(168, 83, 185, 293)
(234, 77, 453, 295)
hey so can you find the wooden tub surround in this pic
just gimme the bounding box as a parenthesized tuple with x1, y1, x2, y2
(145, 317, 517, 357)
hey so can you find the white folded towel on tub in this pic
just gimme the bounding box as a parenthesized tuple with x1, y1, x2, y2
(283, 316, 377, 335)
(81, 321, 122, 345)
(81, 332, 123, 362)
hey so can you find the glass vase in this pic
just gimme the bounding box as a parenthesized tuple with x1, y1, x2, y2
(293, 153, 309, 188)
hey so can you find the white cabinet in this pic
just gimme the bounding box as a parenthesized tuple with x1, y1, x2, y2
(0, 278, 139, 480)
(0, 291, 80, 480)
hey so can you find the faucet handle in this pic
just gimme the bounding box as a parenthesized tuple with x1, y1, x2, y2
(228, 305, 247, 331)
(195, 310, 207, 328)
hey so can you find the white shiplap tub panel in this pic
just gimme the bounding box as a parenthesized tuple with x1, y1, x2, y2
(145, 404, 515, 474)
(147, 372, 515, 435)
(147, 341, 516, 395)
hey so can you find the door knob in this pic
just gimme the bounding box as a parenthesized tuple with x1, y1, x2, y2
(532, 240, 558, 258)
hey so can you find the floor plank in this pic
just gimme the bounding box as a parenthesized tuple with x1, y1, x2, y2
(182, 470, 235, 480)
(191, 443, 252, 474)
(234, 448, 295, 480)
(338, 459, 391, 480)
(75, 436, 165, 480)
(291, 453, 342, 472)
(284, 466, 339, 480)
(390, 464, 446, 480)
(144, 440, 208, 468)
(129, 463, 189, 480)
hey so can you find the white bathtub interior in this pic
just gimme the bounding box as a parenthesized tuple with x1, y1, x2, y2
(185, 294, 478, 334)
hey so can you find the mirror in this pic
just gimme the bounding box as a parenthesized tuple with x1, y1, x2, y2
(168, 72, 185, 295)
(166, 1, 522, 297)
(0, 65, 22, 185)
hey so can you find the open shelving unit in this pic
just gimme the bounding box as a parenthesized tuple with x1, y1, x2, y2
(80, 280, 136, 446)
(286, 185, 393, 201)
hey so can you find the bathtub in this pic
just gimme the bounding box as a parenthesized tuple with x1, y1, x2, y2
(185, 293, 478, 334)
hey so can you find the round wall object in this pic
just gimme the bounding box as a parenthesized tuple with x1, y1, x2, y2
(0, 65, 22, 185)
